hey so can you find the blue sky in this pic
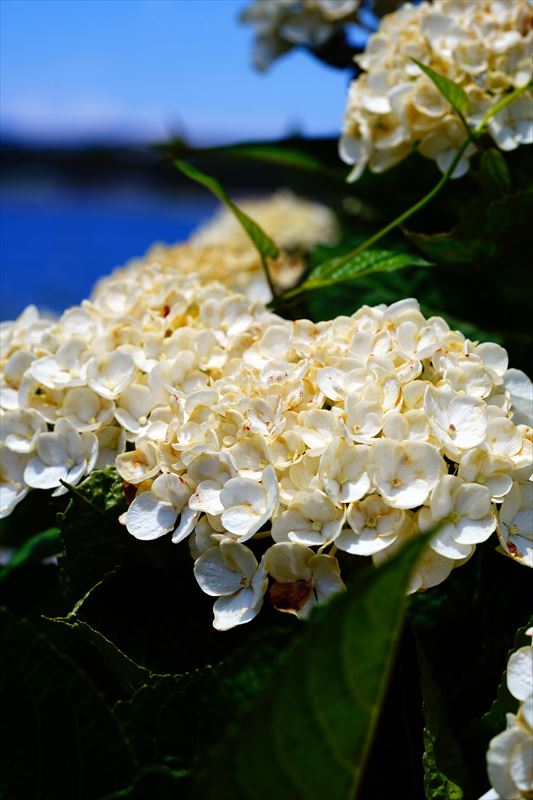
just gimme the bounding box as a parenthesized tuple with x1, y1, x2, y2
(0, 0, 351, 145)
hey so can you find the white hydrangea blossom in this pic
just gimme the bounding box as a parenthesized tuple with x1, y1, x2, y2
(340, 0, 533, 181)
(2, 236, 531, 630)
(480, 628, 533, 800)
(240, 0, 360, 71)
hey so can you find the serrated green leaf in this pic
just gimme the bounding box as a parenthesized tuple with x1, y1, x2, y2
(0, 607, 134, 799)
(193, 533, 435, 800)
(49, 611, 153, 693)
(479, 149, 511, 198)
(0, 526, 60, 583)
(412, 59, 469, 117)
(174, 159, 279, 261)
(57, 467, 144, 596)
(285, 248, 432, 298)
(113, 626, 294, 770)
(417, 641, 469, 800)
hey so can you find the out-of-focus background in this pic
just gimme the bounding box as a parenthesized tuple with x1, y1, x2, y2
(0, 0, 356, 319)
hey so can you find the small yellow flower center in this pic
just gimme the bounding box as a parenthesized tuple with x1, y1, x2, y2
(509, 523, 520, 536)
(391, 478, 402, 487)
(312, 521, 322, 532)
(366, 516, 377, 528)
(65, 458, 74, 468)
(138, 416, 147, 426)
(477, 475, 486, 484)
(450, 511, 461, 524)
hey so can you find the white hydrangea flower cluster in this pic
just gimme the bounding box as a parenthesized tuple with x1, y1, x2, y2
(480, 629, 533, 800)
(340, 0, 533, 181)
(240, 0, 360, 71)
(104, 290, 530, 630)
(1, 210, 531, 631)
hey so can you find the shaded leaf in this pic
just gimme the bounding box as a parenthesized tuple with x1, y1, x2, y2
(57, 467, 144, 596)
(113, 626, 294, 771)
(49, 602, 153, 693)
(405, 188, 533, 264)
(0, 607, 134, 800)
(210, 142, 344, 180)
(417, 641, 469, 800)
(480, 615, 533, 738)
(479, 149, 511, 198)
(114, 673, 205, 771)
(194, 533, 434, 800)
(0, 526, 60, 583)
(174, 159, 279, 260)
(412, 59, 469, 117)
(102, 766, 189, 800)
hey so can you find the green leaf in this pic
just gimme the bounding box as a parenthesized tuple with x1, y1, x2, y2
(0, 526, 60, 583)
(48, 595, 153, 693)
(114, 626, 294, 770)
(174, 159, 279, 261)
(0, 607, 134, 799)
(405, 188, 533, 264)
(417, 641, 469, 800)
(284, 248, 432, 298)
(411, 59, 469, 117)
(194, 533, 435, 800)
(102, 766, 188, 800)
(57, 466, 144, 596)
(479, 149, 511, 198)
(114, 672, 209, 771)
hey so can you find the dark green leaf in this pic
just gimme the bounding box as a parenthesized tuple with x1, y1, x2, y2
(0, 607, 134, 800)
(102, 766, 188, 800)
(49, 593, 153, 693)
(0, 526, 60, 583)
(417, 641, 469, 800)
(405, 188, 533, 263)
(480, 615, 533, 738)
(411, 59, 469, 117)
(211, 142, 345, 180)
(114, 672, 208, 771)
(174, 159, 279, 261)
(58, 467, 144, 596)
(194, 533, 435, 800)
(479, 149, 511, 198)
(113, 625, 294, 770)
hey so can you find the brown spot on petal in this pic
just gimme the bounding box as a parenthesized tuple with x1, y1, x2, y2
(269, 579, 312, 614)
(162, 305, 170, 317)
(507, 541, 518, 556)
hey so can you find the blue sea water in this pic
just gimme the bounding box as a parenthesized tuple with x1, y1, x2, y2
(0, 178, 217, 320)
